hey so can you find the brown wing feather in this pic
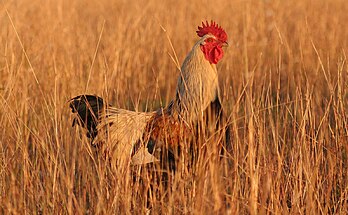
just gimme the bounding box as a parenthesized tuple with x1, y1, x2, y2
(137, 108, 192, 170)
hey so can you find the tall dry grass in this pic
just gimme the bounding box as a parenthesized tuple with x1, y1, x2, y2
(0, 0, 347, 214)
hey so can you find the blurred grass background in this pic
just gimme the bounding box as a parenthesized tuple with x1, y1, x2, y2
(0, 0, 347, 214)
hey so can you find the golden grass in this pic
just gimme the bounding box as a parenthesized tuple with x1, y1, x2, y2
(1, 0, 348, 214)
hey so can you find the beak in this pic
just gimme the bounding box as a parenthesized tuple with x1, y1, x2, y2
(222, 41, 229, 47)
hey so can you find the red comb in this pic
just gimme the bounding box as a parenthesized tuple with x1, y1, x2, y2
(196, 20, 228, 43)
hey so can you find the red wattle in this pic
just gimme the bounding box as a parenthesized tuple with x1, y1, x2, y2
(201, 43, 224, 64)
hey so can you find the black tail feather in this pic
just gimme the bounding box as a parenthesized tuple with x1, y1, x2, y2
(69, 95, 105, 140)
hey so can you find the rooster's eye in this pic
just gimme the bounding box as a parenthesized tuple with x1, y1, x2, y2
(206, 38, 214, 43)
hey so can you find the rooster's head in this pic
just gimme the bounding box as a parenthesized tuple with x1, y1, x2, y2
(196, 20, 228, 64)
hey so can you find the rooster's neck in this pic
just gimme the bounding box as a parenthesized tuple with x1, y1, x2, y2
(171, 41, 220, 123)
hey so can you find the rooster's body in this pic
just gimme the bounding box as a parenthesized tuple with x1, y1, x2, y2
(69, 21, 229, 168)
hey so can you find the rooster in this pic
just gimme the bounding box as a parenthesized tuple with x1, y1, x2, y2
(69, 21, 229, 170)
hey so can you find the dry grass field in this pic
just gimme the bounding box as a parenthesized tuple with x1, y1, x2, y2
(1, 0, 348, 214)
